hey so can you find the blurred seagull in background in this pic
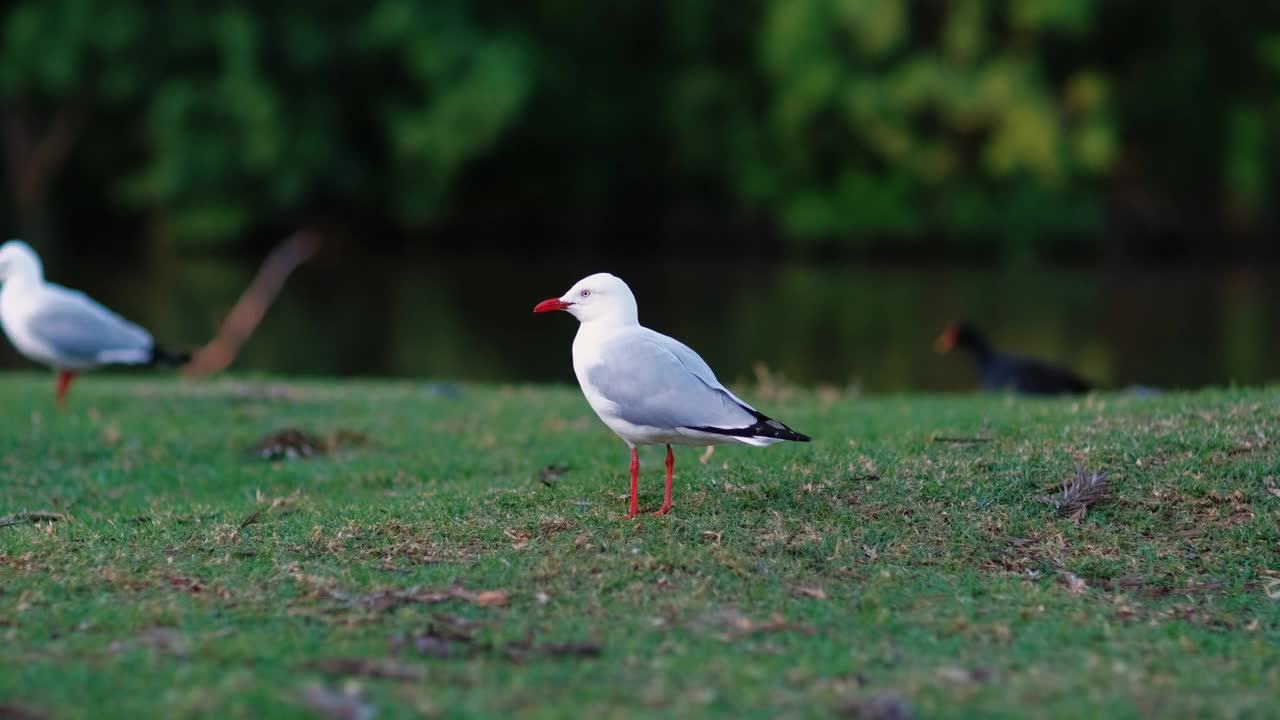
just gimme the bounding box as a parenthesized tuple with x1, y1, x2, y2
(535, 272, 810, 518)
(0, 240, 189, 405)
(936, 321, 1091, 395)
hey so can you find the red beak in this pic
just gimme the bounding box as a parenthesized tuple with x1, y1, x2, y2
(534, 298, 573, 313)
(935, 325, 958, 353)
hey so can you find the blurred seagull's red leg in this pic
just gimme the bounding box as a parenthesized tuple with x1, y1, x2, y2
(653, 445, 674, 516)
(55, 371, 75, 407)
(626, 448, 641, 519)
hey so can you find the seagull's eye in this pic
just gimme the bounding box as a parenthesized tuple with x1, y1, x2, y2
(580, 290, 591, 298)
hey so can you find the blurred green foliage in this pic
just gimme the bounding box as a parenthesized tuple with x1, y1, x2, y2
(0, 0, 530, 246)
(1, 0, 1278, 257)
(672, 0, 1115, 255)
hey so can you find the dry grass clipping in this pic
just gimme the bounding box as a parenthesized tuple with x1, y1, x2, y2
(0, 511, 70, 528)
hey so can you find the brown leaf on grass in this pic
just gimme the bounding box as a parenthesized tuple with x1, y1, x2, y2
(1191, 490, 1255, 529)
(301, 682, 376, 720)
(0, 702, 51, 720)
(251, 428, 368, 461)
(537, 464, 568, 486)
(309, 657, 427, 681)
(1060, 571, 1089, 595)
(0, 553, 35, 570)
(792, 585, 827, 600)
(109, 627, 192, 658)
(328, 586, 507, 611)
(0, 511, 69, 528)
(253, 428, 326, 460)
(393, 615, 483, 655)
(163, 575, 205, 594)
(504, 528, 531, 550)
(838, 694, 913, 720)
(696, 609, 814, 641)
(472, 590, 508, 607)
(1038, 464, 1112, 522)
(537, 516, 576, 534)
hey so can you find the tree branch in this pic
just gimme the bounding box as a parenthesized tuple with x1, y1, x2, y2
(183, 231, 323, 378)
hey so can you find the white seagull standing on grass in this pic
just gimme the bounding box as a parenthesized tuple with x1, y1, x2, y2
(0, 240, 189, 405)
(534, 272, 810, 518)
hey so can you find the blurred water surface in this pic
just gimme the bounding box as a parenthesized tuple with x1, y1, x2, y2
(1, 254, 1275, 392)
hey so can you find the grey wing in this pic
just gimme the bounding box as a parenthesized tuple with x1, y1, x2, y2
(29, 286, 153, 362)
(587, 333, 757, 431)
(641, 328, 759, 411)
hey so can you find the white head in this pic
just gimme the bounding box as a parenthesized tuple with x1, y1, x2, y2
(0, 240, 43, 284)
(533, 272, 638, 326)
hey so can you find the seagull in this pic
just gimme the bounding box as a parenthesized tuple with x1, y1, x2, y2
(534, 272, 810, 518)
(0, 240, 189, 405)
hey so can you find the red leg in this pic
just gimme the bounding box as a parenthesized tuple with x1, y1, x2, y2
(626, 447, 641, 519)
(653, 445, 674, 516)
(56, 371, 76, 407)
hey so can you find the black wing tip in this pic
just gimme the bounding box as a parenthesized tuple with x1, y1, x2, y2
(689, 408, 812, 443)
(148, 345, 192, 368)
(770, 426, 811, 442)
(688, 420, 812, 442)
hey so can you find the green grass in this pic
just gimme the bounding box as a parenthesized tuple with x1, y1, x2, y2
(1, 374, 1278, 719)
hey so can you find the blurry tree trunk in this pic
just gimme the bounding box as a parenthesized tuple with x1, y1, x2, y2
(1, 101, 85, 247)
